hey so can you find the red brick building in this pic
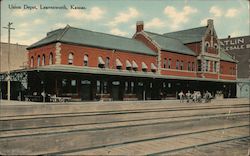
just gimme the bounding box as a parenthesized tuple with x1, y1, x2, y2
(25, 19, 237, 101)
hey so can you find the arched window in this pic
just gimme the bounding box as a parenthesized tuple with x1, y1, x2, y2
(105, 57, 110, 68)
(30, 56, 34, 67)
(37, 55, 40, 66)
(98, 56, 105, 68)
(49, 53, 53, 65)
(214, 43, 218, 53)
(42, 54, 45, 66)
(214, 44, 218, 49)
(205, 42, 210, 52)
(68, 53, 74, 65)
(83, 54, 88, 66)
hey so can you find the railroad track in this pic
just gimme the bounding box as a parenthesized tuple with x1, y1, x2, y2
(51, 125, 250, 155)
(0, 101, 249, 155)
(1, 103, 248, 131)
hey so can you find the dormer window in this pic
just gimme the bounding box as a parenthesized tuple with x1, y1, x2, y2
(116, 58, 122, 69)
(142, 62, 148, 72)
(151, 63, 157, 72)
(132, 60, 138, 71)
(126, 60, 132, 70)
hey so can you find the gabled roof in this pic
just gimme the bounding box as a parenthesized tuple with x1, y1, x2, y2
(220, 50, 237, 63)
(144, 31, 196, 56)
(27, 25, 157, 56)
(163, 26, 207, 44)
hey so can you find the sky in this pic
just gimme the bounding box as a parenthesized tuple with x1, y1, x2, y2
(1, 0, 249, 45)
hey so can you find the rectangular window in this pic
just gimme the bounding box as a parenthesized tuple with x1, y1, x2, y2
(163, 58, 167, 68)
(61, 79, 68, 94)
(125, 81, 128, 93)
(180, 61, 184, 70)
(131, 81, 134, 94)
(71, 80, 77, 93)
(188, 62, 191, 71)
(206, 60, 209, 72)
(197, 60, 201, 71)
(105, 57, 110, 68)
(214, 61, 217, 72)
(97, 80, 101, 94)
(103, 81, 108, 94)
(168, 59, 171, 69)
(176, 60, 179, 70)
(61, 79, 77, 94)
(192, 62, 195, 71)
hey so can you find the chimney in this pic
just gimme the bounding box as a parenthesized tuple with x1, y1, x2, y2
(136, 21, 144, 32)
(228, 35, 231, 38)
(207, 19, 213, 26)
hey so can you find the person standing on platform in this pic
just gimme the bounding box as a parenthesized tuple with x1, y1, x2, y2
(178, 91, 184, 103)
(186, 90, 191, 103)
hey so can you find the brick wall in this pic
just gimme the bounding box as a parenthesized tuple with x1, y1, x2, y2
(28, 44, 56, 67)
(220, 60, 237, 76)
(185, 42, 201, 55)
(161, 51, 196, 71)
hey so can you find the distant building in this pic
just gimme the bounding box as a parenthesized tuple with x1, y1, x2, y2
(220, 36, 250, 98)
(0, 42, 28, 72)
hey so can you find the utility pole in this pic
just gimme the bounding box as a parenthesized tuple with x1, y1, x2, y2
(3, 22, 15, 101)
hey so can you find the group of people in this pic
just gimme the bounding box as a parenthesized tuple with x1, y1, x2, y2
(178, 90, 212, 103)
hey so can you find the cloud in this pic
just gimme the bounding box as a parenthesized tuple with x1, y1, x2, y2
(110, 28, 128, 36)
(200, 6, 240, 26)
(225, 8, 239, 18)
(164, 5, 198, 29)
(46, 10, 53, 15)
(66, 7, 105, 21)
(108, 7, 139, 26)
(209, 6, 222, 17)
(16, 31, 27, 37)
(200, 17, 211, 26)
(33, 19, 45, 25)
(145, 18, 165, 29)
(19, 23, 28, 28)
(11, 9, 30, 17)
(229, 31, 241, 37)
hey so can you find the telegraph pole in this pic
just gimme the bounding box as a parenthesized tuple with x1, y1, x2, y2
(3, 22, 15, 101)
